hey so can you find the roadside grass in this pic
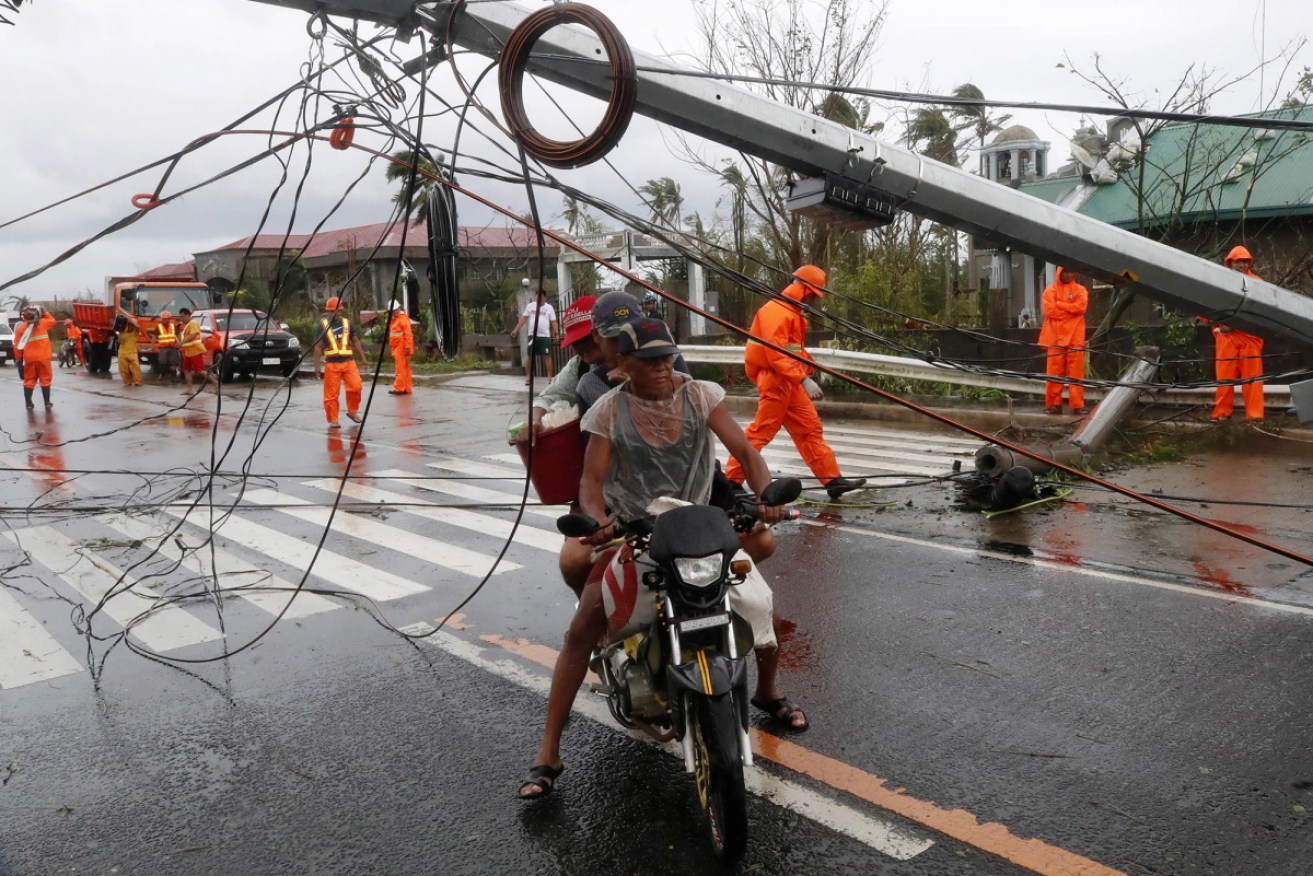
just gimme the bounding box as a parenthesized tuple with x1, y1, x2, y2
(362, 353, 500, 375)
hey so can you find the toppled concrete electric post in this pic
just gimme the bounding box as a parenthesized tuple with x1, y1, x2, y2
(974, 347, 1162, 485)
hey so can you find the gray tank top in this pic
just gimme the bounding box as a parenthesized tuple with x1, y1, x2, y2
(605, 382, 716, 519)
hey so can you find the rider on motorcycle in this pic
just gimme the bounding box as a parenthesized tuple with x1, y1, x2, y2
(518, 318, 807, 799)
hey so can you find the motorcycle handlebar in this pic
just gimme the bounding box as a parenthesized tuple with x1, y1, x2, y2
(555, 477, 804, 539)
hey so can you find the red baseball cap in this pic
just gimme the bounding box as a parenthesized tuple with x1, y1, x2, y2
(560, 295, 598, 348)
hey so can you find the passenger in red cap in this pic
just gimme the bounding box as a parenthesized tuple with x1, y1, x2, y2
(520, 295, 601, 444)
(513, 294, 602, 596)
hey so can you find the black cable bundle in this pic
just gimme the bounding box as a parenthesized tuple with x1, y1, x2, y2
(425, 182, 461, 359)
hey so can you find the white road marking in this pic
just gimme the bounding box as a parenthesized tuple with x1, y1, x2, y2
(0, 585, 83, 688)
(401, 621, 934, 862)
(821, 424, 985, 448)
(242, 489, 520, 577)
(160, 507, 428, 602)
(99, 514, 339, 619)
(426, 455, 528, 481)
(755, 445, 945, 477)
(374, 467, 563, 520)
(299, 479, 562, 553)
(484, 452, 529, 469)
(814, 520, 1313, 618)
(820, 439, 973, 464)
(3, 528, 224, 652)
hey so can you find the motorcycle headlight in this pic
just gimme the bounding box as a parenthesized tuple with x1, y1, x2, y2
(673, 555, 724, 588)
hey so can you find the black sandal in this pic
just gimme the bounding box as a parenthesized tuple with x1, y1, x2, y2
(517, 763, 564, 799)
(751, 697, 810, 732)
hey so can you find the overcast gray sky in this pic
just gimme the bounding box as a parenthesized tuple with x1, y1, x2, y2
(0, 0, 1305, 302)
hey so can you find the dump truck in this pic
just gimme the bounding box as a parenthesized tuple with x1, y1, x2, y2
(72, 282, 215, 373)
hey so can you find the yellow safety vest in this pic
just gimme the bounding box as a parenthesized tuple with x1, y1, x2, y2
(180, 320, 206, 357)
(157, 322, 177, 346)
(321, 318, 354, 362)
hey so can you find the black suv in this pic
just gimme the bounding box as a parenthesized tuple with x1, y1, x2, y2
(193, 309, 302, 381)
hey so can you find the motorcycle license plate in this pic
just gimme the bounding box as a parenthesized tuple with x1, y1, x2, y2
(679, 613, 730, 634)
(262, 357, 280, 365)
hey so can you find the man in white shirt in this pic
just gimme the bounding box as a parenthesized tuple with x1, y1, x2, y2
(511, 285, 559, 383)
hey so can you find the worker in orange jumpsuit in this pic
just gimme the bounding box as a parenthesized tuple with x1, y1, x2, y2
(1205, 245, 1266, 422)
(312, 297, 367, 429)
(1039, 266, 1089, 414)
(14, 310, 31, 381)
(386, 300, 415, 395)
(63, 320, 86, 367)
(725, 264, 866, 501)
(21, 307, 57, 409)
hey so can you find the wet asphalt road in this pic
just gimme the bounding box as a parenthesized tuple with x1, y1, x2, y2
(1, 368, 1312, 875)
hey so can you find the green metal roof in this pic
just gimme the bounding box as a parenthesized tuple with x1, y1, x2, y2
(1017, 175, 1083, 205)
(1076, 105, 1313, 228)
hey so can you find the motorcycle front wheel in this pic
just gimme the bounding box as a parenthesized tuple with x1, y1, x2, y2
(691, 692, 748, 863)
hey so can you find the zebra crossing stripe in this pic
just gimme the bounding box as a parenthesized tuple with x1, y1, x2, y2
(98, 514, 339, 620)
(483, 452, 532, 468)
(159, 507, 428, 602)
(715, 443, 934, 481)
(821, 424, 984, 448)
(3, 528, 224, 652)
(374, 468, 563, 519)
(241, 489, 521, 577)
(754, 445, 944, 477)
(0, 584, 83, 688)
(822, 438, 976, 462)
(426, 455, 529, 481)
(298, 479, 562, 553)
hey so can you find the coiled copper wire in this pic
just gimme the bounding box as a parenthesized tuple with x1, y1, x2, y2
(497, 3, 637, 169)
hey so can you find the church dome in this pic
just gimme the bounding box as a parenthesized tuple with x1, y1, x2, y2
(990, 124, 1040, 145)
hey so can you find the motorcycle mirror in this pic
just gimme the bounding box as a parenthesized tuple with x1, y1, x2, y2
(759, 477, 803, 506)
(556, 513, 599, 538)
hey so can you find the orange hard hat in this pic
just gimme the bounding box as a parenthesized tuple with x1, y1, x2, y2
(325, 296, 341, 311)
(1223, 245, 1254, 265)
(792, 264, 827, 294)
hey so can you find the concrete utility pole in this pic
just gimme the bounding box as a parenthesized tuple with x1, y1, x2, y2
(251, 0, 1313, 345)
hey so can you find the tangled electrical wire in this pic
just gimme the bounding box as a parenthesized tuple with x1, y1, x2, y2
(1, 1, 1310, 688)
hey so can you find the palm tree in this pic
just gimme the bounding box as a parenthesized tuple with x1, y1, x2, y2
(949, 83, 1011, 152)
(639, 177, 683, 229)
(905, 108, 959, 165)
(561, 196, 585, 236)
(384, 149, 445, 223)
(718, 162, 749, 270)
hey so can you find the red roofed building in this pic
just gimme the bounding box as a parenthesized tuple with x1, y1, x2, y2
(183, 220, 558, 314)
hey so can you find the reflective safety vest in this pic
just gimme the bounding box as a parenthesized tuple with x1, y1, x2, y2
(156, 322, 178, 347)
(321, 318, 354, 362)
(180, 320, 206, 357)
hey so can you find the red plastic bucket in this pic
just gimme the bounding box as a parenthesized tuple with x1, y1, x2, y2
(514, 418, 585, 505)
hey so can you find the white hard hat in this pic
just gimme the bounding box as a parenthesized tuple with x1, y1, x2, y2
(388, 300, 403, 311)
(521, 278, 531, 287)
